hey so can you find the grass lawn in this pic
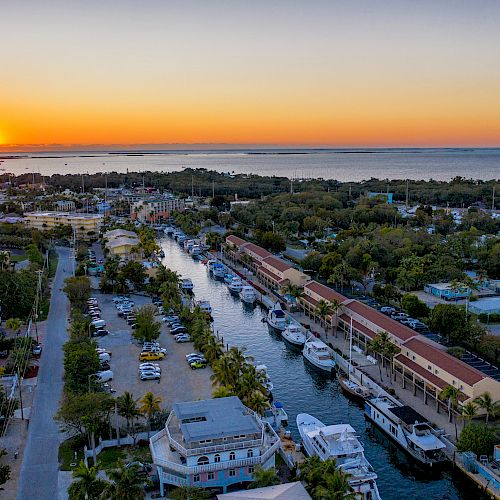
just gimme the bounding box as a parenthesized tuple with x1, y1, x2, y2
(9, 253, 26, 263)
(59, 437, 87, 471)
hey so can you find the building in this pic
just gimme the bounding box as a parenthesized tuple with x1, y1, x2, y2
(424, 282, 471, 300)
(149, 397, 280, 495)
(468, 297, 500, 317)
(217, 482, 311, 499)
(131, 197, 185, 223)
(103, 229, 140, 261)
(54, 200, 76, 212)
(257, 256, 309, 290)
(24, 211, 102, 241)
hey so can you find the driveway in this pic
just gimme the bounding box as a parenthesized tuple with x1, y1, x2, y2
(17, 247, 72, 500)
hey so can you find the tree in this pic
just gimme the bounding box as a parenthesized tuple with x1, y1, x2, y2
(120, 261, 147, 290)
(104, 462, 145, 500)
(457, 423, 498, 456)
(5, 318, 22, 335)
(367, 331, 392, 380)
(319, 252, 342, 279)
(429, 304, 467, 343)
(247, 466, 280, 489)
(474, 392, 500, 423)
(139, 391, 162, 433)
(0, 448, 11, 488)
(401, 294, 430, 319)
(63, 276, 91, 309)
(257, 231, 286, 253)
(132, 305, 161, 342)
(63, 339, 101, 394)
(315, 300, 333, 330)
(170, 486, 211, 500)
(439, 386, 461, 438)
(328, 261, 357, 293)
(25, 243, 44, 267)
(67, 461, 109, 500)
(450, 274, 480, 317)
(461, 402, 477, 428)
(117, 392, 141, 433)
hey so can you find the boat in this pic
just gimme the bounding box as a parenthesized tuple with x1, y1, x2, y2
(256, 364, 274, 394)
(365, 395, 448, 466)
(223, 273, 234, 284)
(239, 285, 256, 304)
(302, 337, 335, 372)
(164, 226, 174, 235)
(196, 300, 212, 315)
(266, 302, 287, 331)
(184, 239, 195, 252)
(297, 413, 381, 500)
(338, 317, 371, 401)
(212, 263, 226, 279)
(177, 234, 187, 244)
(262, 401, 288, 430)
(190, 244, 202, 257)
(281, 323, 306, 347)
(180, 278, 194, 293)
(227, 277, 243, 294)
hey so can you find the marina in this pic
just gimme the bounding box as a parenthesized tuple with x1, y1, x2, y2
(158, 236, 482, 500)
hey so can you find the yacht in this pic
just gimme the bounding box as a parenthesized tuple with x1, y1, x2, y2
(164, 226, 174, 235)
(183, 239, 195, 252)
(297, 414, 381, 500)
(196, 300, 212, 315)
(180, 278, 194, 293)
(266, 302, 287, 331)
(190, 244, 202, 257)
(262, 402, 288, 430)
(281, 323, 306, 347)
(177, 234, 187, 244)
(365, 396, 448, 466)
(223, 273, 234, 284)
(239, 285, 256, 305)
(256, 364, 274, 394)
(302, 337, 335, 372)
(212, 263, 226, 279)
(227, 277, 243, 294)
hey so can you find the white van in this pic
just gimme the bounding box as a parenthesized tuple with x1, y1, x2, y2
(91, 319, 106, 329)
(95, 370, 113, 382)
(98, 352, 111, 363)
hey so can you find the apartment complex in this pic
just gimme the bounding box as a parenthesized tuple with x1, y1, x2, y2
(131, 197, 185, 223)
(24, 211, 103, 240)
(149, 397, 280, 495)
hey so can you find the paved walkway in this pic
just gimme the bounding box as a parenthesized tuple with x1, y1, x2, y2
(17, 247, 72, 500)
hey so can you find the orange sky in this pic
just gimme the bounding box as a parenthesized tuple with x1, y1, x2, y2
(1, 1, 500, 149)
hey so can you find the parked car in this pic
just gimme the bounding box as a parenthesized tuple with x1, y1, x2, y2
(380, 306, 396, 314)
(175, 334, 192, 343)
(189, 360, 207, 369)
(139, 352, 165, 361)
(139, 363, 160, 370)
(92, 329, 109, 337)
(170, 326, 187, 335)
(32, 344, 42, 356)
(98, 353, 111, 363)
(95, 370, 113, 382)
(100, 361, 111, 370)
(96, 348, 112, 355)
(391, 312, 409, 321)
(91, 319, 106, 329)
(140, 371, 160, 380)
(186, 352, 205, 361)
(141, 347, 167, 354)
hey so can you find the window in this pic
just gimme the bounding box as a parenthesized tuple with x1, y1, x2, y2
(248, 466, 255, 474)
(229, 469, 236, 477)
(435, 369, 439, 374)
(214, 454, 221, 463)
(197, 456, 209, 466)
(390, 425, 397, 436)
(229, 452, 236, 461)
(247, 449, 254, 458)
(428, 365, 432, 370)
(207, 472, 215, 481)
(193, 474, 200, 482)
(412, 356, 416, 361)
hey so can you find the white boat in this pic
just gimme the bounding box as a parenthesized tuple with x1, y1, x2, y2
(180, 278, 194, 292)
(297, 413, 381, 500)
(239, 285, 256, 304)
(224, 273, 234, 284)
(164, 226, 174, 235)
(365, 396, 448, 466)
(184, 239, 195, 252)
(227, 277, 243, 294)
(262, 401, 288, 430)
(302, 337, 335, 372)
(256, 364, 274, 394)
(266, 302, 287, 331)
(212, 263, 226, 279)
(190, 245, 202, 256)
(196, 300, 212, 315)
(281, 323, 306, 347)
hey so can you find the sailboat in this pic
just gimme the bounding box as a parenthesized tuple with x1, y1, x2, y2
(337, 317, 370, 401)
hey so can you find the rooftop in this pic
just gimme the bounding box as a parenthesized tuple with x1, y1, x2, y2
(217, 482, 311, 500)
(390, 405, 429, 425)
(226, 235, 248, 248)
(173, 397, 261, 444)
(262, 256, 292, 273)
(25, 211, 102, 220)
(304, 281, 347, 303)
(243, 243, 272, 260)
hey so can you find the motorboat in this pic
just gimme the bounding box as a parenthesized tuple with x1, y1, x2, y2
(223, 273, 234, 284)
(164, 226, 174, 235)
(338, 372, 371, 402)
(262, 402, 288, 430)
(227, 277, 243, 294)
(256, 364, 273, 394)
(281, 323, 306, 347)
(180, 278, 194, 293)
(239, 285, 256, 304)
(190, 244, 202, 257)
(297, 413, 381, 500)
(183, 239, 195, 252)
(365, 396, 448, 466)
(196, 300, 212, 315)
(212, 263, 226, 279)
(266, 302, 287, 331)
(302, 337, 335, 372)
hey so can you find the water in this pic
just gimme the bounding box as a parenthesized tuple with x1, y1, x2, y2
(160, 237, 481, 500)
(1, 148, 499, 181)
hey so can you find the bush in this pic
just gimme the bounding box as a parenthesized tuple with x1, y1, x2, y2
(402, 294, 430, 319)
(457, 423, 498, 457)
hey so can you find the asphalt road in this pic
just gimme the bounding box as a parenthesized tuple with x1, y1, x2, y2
(17, 247, 71, 500)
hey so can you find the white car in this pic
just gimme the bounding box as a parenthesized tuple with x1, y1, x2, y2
(142, 347, 167, 354)
(139, 363, 161, 370)
(143, 342, 160, 347)
(175, 334, 192, 343)
(140, 371, 160, 380)
(96, 348, 112, 356)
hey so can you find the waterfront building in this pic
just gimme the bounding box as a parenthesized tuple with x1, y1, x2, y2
(131, 196, 185, 223)
(24, 211, 102, 240)
(257, 256, 309, 290)
(103, 228, 140, 261)
(149, 397, 280, 495)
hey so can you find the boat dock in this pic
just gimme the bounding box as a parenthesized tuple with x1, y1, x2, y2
(278, 428, 305, 469)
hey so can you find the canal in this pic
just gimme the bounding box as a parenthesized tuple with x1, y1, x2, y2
(160, 237, 480, 500)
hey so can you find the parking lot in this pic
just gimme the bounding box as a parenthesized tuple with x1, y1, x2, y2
(90, 292, 214, 407)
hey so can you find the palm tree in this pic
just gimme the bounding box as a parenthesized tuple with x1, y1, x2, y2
(170, 486, 211, 500)
(329, 298, 342, 335)
(474, 392, 500, 423)
(312, 471, 356, 500)
(212, 385, 235, 398)
(116, 392, 141, 433)
(211, 355, 238, 388)
(246, 390, 270, 415)
(104, 462, 145, 500)
(461, 401, 477, 428)
(67, 461, 109, 500)
(5, 318, 22, 336)
(247, 466, 280, 489)
(315, 300, 333, 330)
(139, 391, 162, 434)
(439, 385, 461, 439)
(383, 341, 401, 377)
(367, 332, 391, 380)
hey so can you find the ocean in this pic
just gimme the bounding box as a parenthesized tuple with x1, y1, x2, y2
(0, 148, 499, 182)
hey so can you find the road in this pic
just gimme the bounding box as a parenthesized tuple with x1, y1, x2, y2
(17, 247, 72, 500)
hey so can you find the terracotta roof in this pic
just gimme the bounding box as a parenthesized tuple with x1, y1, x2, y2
(395, 354, 448, 389)
(338, 314, 376, 339)
(403, 337, 485, 386)
(225, 235, 248, 249)
(258, 266, 288, 284)
(345, 300, 417, 342)
(262, 256, 292, 273)
(304, 281, 347, 304)
(301, 295, 319, 308)
(243, 243, 272, 260)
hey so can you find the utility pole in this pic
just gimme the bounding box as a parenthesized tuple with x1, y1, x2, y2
(212, 180, 215, 199)
(405, 179, 409, 209)
(493, 185, 496, 211)
(17, 368, 24, 421)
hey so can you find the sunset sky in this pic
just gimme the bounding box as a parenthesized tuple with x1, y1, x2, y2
(1, 0, 500, 149)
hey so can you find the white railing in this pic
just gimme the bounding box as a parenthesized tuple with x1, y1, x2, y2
(160, 471, 187, 487)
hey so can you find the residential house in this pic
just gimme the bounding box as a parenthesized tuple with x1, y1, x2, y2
(149, 397, 280, 495)
(103, 229, 140, 261)
(424, 283, 471, 300)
